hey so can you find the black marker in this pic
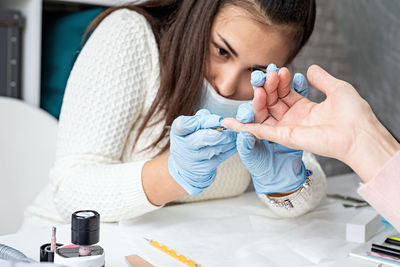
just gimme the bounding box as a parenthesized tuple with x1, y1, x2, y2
(371, 243, 400, 258)
(385, 237, 400, 247)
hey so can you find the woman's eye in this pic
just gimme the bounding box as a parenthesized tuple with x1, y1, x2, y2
(216, 46, 229, 57)
(248, 67, 266, 72)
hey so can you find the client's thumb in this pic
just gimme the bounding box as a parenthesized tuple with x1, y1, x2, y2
(307, 65, 340, 96)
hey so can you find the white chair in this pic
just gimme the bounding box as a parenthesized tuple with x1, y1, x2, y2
(0, 97, 58, 235)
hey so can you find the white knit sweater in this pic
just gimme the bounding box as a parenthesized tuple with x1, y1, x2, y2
(27, 9, 326, 223)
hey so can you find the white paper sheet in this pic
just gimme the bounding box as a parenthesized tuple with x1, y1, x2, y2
(119, 191, 392, 266)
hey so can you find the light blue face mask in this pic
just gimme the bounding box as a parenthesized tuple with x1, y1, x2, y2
(199, 79, 250, 118)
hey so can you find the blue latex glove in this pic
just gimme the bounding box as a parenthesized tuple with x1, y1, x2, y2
(235, 64, 309, 194)
(168, 109, 237, 195)
(236, 103, 306, 194)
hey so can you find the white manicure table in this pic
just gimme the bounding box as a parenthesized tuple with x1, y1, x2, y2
(0, 173, 396, 267)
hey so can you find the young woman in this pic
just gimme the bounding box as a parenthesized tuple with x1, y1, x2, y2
(28, 0, 326, 222)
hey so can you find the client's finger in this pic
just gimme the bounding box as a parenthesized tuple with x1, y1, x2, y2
(253, 87, 269, 123)
(264, 71, 289, 120)
(221, 117, 245, 133)
(273, 68, 304, 107)
(223, 118, 326, 156)
(222, 118, 283, 144)
(306, 64, 351, 97)
(276, 67, 291, 98)
(242, 123, 281, 143)
(264, 71, 279, 106)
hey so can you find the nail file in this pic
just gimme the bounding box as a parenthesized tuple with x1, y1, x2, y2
(125, 254, 155, 267)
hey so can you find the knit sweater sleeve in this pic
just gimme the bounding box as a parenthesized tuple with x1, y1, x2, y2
(49, 9, 161, 222)
(257, 152, 327, 218)
(358, 150, 400, 231)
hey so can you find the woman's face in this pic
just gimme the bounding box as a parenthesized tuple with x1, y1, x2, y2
(206, 5, 292, 100)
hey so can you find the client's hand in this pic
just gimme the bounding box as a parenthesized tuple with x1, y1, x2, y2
(223, 65, 400, 182)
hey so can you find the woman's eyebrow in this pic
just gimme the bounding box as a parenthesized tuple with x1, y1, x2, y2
(217, 33, 238, 57)
(216, 33, 269, 71)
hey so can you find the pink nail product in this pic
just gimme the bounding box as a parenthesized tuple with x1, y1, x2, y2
(39, 226, 63, 262)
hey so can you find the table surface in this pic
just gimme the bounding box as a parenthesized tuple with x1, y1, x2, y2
(0, 173, 397, 267)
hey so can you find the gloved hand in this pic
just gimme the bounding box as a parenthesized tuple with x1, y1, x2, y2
(235, 65, 308, 194)
(168, 109, 237, 195)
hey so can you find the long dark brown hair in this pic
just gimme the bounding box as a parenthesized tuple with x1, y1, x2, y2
(86, 0, 316, 155)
